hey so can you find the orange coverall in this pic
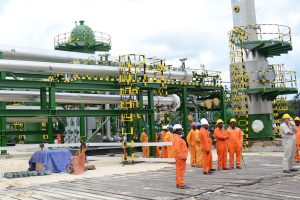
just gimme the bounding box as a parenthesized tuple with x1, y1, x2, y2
(194, 129, 203, 167)
(161, 131, 168, 158)
(186, 128, 196, 166)
(213, 127, 228, 170)
(140, 131, 149, 158)
(226, 127, 243, 168)
(155, 134, 161, 158)
(165, 131, 175, 158)
(200, 127, 212, 173)
(294, 125, 300, 161)
(173, 134, 188, 187)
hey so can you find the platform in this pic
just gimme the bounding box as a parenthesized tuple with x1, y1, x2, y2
(1, 152, 300, 199)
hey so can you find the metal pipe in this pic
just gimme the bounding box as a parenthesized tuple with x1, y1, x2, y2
(0, 90, 181, 110)
(0, 45, 102, 63)
(0, 59, 193, 82)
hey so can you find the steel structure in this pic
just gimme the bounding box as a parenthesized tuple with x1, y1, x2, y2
(229, 0, 297, 149)
(0, 21, 224, 159)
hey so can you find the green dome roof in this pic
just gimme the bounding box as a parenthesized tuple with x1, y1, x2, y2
(70, 20, 95, 43)
(54, 20, 111, 53)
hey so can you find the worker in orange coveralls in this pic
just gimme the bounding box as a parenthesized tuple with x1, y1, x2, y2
(186, 122, 196, 167)
(226, 118, 243, 169)
(294, 117, 300, 162)
(155, 128, 161, 158)
(165, 125, 175, 158)
(200, 118, 216, 175)
(161, 126, 169, 158)
(173, 124, 189, 189)
(140, 128, 149, 158)
(213, 119, 229, 171)
(194, 122, 203, 168)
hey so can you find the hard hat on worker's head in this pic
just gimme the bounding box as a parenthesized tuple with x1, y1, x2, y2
(191, 122, 196, 127)
(173, 124, 183, 131)
(283, 114, 291, 119)
(216, 119, 224, 124)
(294, 117, 300, 121)
(162, 125, 168, 129)
(196, 122, 201, 127)
(168, 125, 173, 129)
(200, 118, 209, 125)
(230, 118, 237, 123)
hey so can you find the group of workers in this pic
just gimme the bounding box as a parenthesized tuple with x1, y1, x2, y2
(140, 117, 244, 189)
(140, 113, 300, 189)
(280, 114, 300, 173)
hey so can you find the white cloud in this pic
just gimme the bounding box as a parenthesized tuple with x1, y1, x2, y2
(0, 0, 299, 91)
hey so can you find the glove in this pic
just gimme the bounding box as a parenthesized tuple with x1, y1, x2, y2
(182, 157, 187, 160)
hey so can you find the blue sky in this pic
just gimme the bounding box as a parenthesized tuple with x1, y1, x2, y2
(0, 0, 299, 95)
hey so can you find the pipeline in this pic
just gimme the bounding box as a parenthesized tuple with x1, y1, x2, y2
(0, 45, 102, 63)
(0, 90, 181, 111)
(0, 59, 193, 82)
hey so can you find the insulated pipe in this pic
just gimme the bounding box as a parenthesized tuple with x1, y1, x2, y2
(0, 45, 102, 63)
(0, 59, 193, 82)
(0, 90, 181, 110)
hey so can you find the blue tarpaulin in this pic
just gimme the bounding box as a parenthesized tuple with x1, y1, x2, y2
(28, 149, 72, 173)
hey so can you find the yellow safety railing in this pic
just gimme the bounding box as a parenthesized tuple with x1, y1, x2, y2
(54, 31, 112, 47)
(230, 24, 292, 45)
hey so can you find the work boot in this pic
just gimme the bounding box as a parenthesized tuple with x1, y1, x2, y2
(283, 170, 292, 173)
(236, 166, 242, 169)
(222, 168, 229, 170)
(290, 168, 299, 172)
(178, 185, 190, 189)
(203, 172, 212, 175)
(210, 168, 216, 172)
(230, 167, 234, 169)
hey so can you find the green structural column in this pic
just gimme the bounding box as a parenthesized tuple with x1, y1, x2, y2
(40, 88, 47, 110)
(47, 86, 56, 143)
(79, 104, 86, 143)
(181, 87, 188, 139)
(137, 91, 144, 140)
(0, 70, 7, 154)
(148, 89, 156, 156)
(0, 52, 7, 154)
(220, 88, 226, 124)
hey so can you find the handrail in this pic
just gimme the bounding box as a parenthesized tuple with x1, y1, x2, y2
(54, 31, 112, 48)
(230, 24, 292, 45)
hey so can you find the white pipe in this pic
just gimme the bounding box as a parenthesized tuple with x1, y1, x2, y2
(0, 45, 102, 63)
(0, 90, 181, 110)
(0, 59, 193, 82)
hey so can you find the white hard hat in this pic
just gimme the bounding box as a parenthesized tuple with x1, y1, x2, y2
(200, 118, 209, 125)
(173, 124, 183, 131)
(162, 125, 168, 129)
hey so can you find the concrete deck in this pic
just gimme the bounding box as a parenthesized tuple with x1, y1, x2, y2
(1, 153, 300, 200)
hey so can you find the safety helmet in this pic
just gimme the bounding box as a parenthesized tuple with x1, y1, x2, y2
(283, 114, 291, 119)
(216, 119, 224, 124)
(294, 117, 300, 121)
(173, 124, 183, 131)
(196, 122, 201, 127)
(168, 125, 173, 129)
(200, 118, 209, 125)
(230, 118, 237, 123)
(191, 122, 196, 126)
(162, 125, 168, 129)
